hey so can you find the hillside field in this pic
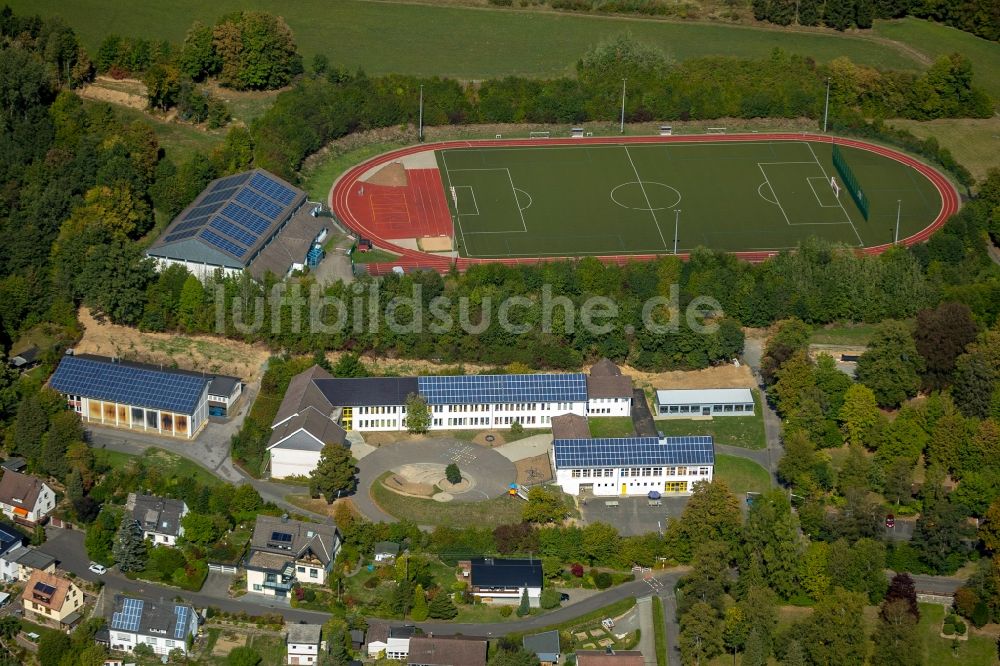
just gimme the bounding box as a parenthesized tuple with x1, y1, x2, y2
(11, 0, 930, 78)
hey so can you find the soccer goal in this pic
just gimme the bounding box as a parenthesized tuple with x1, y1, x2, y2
(830, 177, 841, 198)
(529, 131, 551, 139)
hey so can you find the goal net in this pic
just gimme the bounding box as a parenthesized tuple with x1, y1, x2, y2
(830, 177, 841, 198)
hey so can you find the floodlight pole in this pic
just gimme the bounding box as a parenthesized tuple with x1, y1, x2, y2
(418, 84, 424, 142)
(894, 199, 901, 244)
(823, 77, 831, 133)
(673, 209, 680, 255)
(620, 78, 627, 134)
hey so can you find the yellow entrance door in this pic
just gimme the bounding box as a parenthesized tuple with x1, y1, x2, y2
(665, 481, 687, 493)
(621, 483, 627, 495)
(342, 407, 353, 431)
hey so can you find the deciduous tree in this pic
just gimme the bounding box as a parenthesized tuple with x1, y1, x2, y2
(405, 393, 430, 433)
(856, 320, 924, 408)
(914, 302, 978, 390)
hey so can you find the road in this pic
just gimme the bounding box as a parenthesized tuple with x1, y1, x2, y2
(741, 336, 783, 483)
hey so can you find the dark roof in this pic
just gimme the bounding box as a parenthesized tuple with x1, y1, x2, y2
(9, 546, 56, 570)
(272, 365, 335, 426)
(127, 494, 186, 537)
(11, 346, 39, 367)
(374, 541, 400, 555)
(408, 637, 487, 666)
(147, 169, 307, 269)
(207, 375, 241, 398)
(248, 208, 328, 280)
(0, 458, 26, 473)
(109, 595, 195, 641)
(287, 623, 323, 644)
(268, 407, 347, 451)
(366, 623, 416, 644)
(553, 436, 715, 468)
(49, 355, 208, 415)
(314, 376, 420, 408)
(250, 515, 339, 567)
(417, 374, 587, 405)
(0, 470, 47, 509)
(350, 629, 366, 645)
(590, 358, 622, 377)
(551, 414, 591, 440)
(586, 374, 633, 399)
(523, 631, 561, 659)
(469, 558, 543, 588)
(0, 525, 23, 554)
(576, 651, 644, 666)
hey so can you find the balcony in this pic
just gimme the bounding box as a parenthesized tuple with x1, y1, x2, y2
(262, 578, 294, 591)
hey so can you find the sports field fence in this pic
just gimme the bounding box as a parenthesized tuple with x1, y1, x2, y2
(832, 143, 870, 220)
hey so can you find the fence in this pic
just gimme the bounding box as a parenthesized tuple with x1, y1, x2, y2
(832, 143, 870, 220)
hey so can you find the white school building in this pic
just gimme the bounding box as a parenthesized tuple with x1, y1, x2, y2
(654, 388, 755, 418)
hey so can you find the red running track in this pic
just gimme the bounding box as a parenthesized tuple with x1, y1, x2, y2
(329, 133, 961, 275)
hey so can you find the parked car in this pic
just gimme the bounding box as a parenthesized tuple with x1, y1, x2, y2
(560, 593, 570, 602)
(885, 514, 895, 529)
(88, 562, 107, 575)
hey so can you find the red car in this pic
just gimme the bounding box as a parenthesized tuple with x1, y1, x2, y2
(885, 514, 895, 529)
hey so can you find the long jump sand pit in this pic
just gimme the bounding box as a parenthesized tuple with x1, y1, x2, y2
(364, 161, 408, 186)
(418, 236, 453, 252)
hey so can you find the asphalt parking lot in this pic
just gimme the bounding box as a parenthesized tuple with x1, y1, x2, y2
(578, 495, 689, 536)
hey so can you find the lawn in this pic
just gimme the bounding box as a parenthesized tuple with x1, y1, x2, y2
(94, 447, 223, 487)
(652, 596, 668, 666)
(654, 391, 766, 450)
(437, 140, 941, 258)
(12, 1, 924, 80)
(353, 248, 403, 264)
(589, 417, 636, 438)
(809, 322, 880, 346)
(919, 603, 997, 665)
(874, 18, 1000, 102)
(370, 472, 525, 527)
(888, 116, 1000, 185)
(714, 454, 771, 496)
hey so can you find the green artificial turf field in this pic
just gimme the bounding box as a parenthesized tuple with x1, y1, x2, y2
(436, 140, 942, 258)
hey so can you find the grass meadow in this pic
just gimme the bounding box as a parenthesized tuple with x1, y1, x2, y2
(12, 0, 927, 79)
(714, 454, 772, 496)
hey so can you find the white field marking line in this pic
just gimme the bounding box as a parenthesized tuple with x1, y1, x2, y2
(757, 163, 790, 225)
(454, 185, 480, 215)
(757, 182, 778, 205)
(504, 168, 528, 232)
(440, 152, 470, 255)
(610, 181, 681, 211)
(514, 188, 533, 211)
(623, 145, 668, 251)
(806, 177, 842, 208)
(804, 141, 864, 246)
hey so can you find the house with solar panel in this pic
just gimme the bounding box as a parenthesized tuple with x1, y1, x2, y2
(107, 595, 197, 656)
(245, 515, 341, 597)
(22, 570, 84, 631)
(48, 353, 242, 439)
(146, 169, 329, 281)
(552, 435, 715, 496)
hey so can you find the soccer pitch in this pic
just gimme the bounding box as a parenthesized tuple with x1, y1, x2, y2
(435, 140, 944, 259)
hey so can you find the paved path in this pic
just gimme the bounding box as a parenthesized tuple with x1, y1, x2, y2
(742, 337, 783, 483)
(635, 596, 656, 666)
(659, 587, 681, 666)
(494, 434, 552, 462)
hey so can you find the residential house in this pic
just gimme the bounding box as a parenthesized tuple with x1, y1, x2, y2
(408, 637, 487, 666)
(107, 595, 198, 656)
(576, 650, 644, 666)
(0, 524, 24, 581)
(21, 570, 84, 631)
(287, 623, 325, 665)
(2, 545, 56, 582)
(522, 631, 561, 666)
(466, 558, 543, 606)
(245, 515, 341, 597)
(349, 629, 366, 650)
(373, 541, 400, 563)
(586, 359, 633, 417)
(126, 493, 188, 546)
(0, 470, 56, 525)
(366, 624, 416, 659)
(10, 346, 40, 372)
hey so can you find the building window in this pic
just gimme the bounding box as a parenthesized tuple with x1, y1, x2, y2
(253, 584, 262, 591)
(310, 569, 318, 578)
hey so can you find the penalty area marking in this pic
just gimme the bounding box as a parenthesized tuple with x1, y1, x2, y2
(453, 185, 480, 215)
(757, 181, 777, 205)
(514, 188, 533, 211)
(806, 177, 842, 208)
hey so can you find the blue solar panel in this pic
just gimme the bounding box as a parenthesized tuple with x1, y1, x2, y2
(174, 605, 190, 639)
(201, 229, 247, 258)
(210, 218, 257, 246)
(219, 202, 270, 235)
(552, 436, 715, 468)
(199, 187, 238, 207)
(163, 229, 198, 244)
(50, 356, 209, 415)
(211, 172, 252, 192)
(111, 597, 144, 632)
(250, 172, 297, 205)
(171, 217, 210, 234)
(184, 200, 226, 220)
(235, 188, 284, 219)
(417, 374, 587, 405)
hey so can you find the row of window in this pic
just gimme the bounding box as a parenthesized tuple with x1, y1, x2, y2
(112, 633, 177, 648)
(356, 419, 400, 428)
(569, 466, 710, 478)
(662, 403, 753, 414)
(358, 405, 405, 415)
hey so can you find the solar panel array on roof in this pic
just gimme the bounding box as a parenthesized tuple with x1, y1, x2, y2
(174, 605, 190, 639)
(417, 374, 587, 405)
(112, 597, 144, 632)
(33, 582, 56, 596)
(49, 355, 208, 414)
(553, 436, 715, 468)
(149, 169, 304, 265)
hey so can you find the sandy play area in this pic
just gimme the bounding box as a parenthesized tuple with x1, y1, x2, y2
(383, 462, 473, 498)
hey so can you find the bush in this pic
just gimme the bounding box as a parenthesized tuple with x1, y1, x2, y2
(594, 572, 613, 589)
(571, 563, 584, 577)
(540, 587, 562, 609)
(551, 0, 592, 10)
(511, 422, 524, 435)
(942, 623, 954, 635)
(953, 619, 966, 635)
(499, 605, 513, 617)
(364, 576, 379, 589)
(445, 463, 462, 485)
(971, 600, 990, 628)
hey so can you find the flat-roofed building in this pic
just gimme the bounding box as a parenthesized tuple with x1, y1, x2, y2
(654, 388, 755, 418)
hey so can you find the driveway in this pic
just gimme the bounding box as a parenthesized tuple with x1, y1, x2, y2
(742, 337, 783, 482)
(353, 438, 516, 523)
(631, 389, 657, 437)
(579, 494, 688, 536)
